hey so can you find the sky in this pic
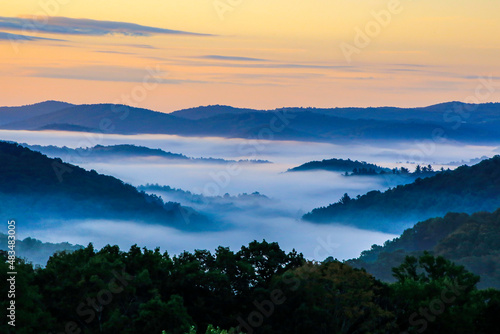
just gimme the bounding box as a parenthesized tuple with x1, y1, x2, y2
(0, 0, 499, 112)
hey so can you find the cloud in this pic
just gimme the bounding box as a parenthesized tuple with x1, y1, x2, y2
(94, 50, 136, 55)
(121, 44, 158, 49)
(28, 65, 209, 84)
(0, 16, 211, 37)
(200, 55, 267, 62)
(0, 31, 63, 42)
(181, 58, 354, 70)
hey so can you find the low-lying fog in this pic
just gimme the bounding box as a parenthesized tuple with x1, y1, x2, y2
(3, 130, 499, 260)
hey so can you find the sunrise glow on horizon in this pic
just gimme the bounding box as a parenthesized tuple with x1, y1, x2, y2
(1, 0, 499, 112)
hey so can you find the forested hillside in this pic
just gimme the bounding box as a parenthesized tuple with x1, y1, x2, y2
(347, 209, 500, 289)
(287, 158, 389, 173)
(0, 141, 210, 230)
(304, 156, 500, 233)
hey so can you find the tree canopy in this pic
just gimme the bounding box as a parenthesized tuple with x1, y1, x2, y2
(1, 240, 498, 334)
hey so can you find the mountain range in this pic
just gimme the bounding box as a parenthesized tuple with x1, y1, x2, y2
(2, 101, 500, 143)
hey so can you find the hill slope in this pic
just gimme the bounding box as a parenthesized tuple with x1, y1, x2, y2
(347, 209, 500, 289)
(170, 105, 264, 120)
(0, 101, 73, 126)
(1, 103, 192, 134)
(303, 156, 500, 233)
(0, 141, 211, 230)
(288, 158, 390, 173)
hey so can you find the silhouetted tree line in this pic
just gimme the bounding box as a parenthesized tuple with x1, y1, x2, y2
(347, 164, 441, 176)
(1, 240, 498, 334)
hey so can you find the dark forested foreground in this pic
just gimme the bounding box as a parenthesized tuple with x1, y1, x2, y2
(1, 240, 499, 334)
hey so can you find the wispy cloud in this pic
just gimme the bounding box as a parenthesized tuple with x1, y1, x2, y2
(181, 58, 354, 70)
(0, 16, 211, 37)
(0, 31, 63, 42)
(27, 65, 208, 84)
(121, 44, 158, 49)
(200, 55, 267, 62)
(94, 50, 136, 55)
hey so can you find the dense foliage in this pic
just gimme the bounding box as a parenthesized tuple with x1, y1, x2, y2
(0, 141, 210, 230)
(348, 209, 500, 289)
(304, 156, 500, 232)
(1, 241, 498, 334)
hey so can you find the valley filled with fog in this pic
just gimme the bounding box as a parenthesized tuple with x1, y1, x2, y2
(2, 129, 498, 260)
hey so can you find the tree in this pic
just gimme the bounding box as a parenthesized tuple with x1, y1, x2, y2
(267, 261, 395, 333)
(391, 252, 480, 333)
(338, 193, 351, 205)
(135, 295, 194, 334)
(0, 251, 54, 334)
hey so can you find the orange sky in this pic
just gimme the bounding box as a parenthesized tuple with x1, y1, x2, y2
(0, 0, 499, 112)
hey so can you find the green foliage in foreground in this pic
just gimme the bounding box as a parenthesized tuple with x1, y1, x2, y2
(1, 241, 499, 334)
(171, 324, 229, 334)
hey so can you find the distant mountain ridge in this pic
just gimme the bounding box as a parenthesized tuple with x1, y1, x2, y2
(19, 143, 271, 164)
(171, 102, 500, 123)
(303, 156, 500, 233)
(170, 105, 263, 120)
(0, 101, 73, 126)
(139, 184, 274, 214)
(2, 101, 500, 143)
